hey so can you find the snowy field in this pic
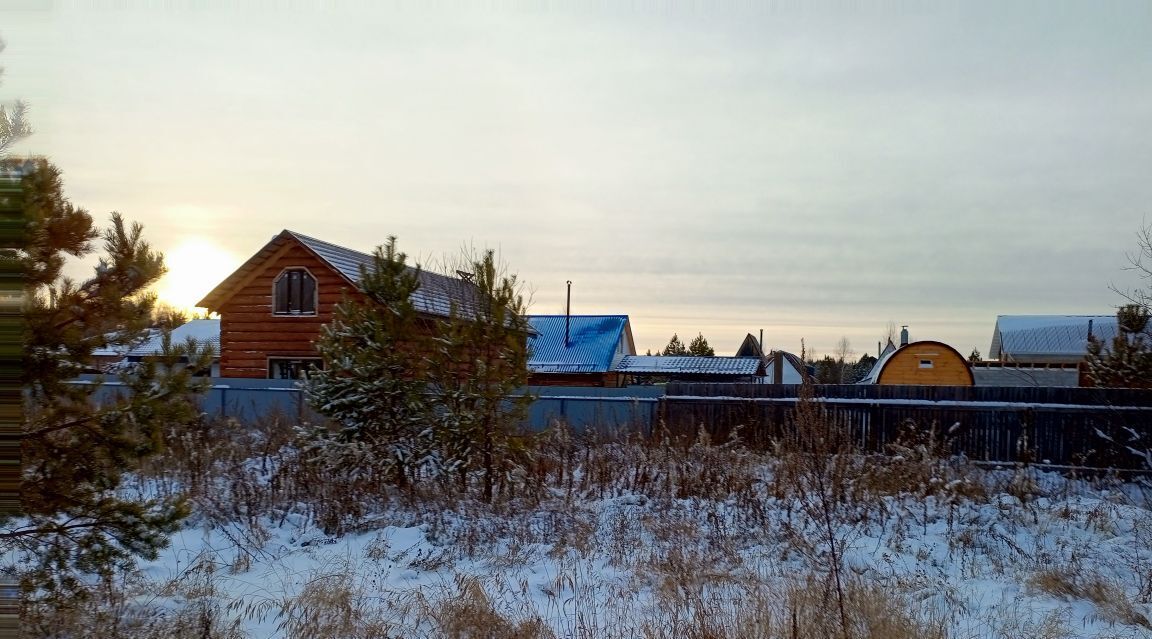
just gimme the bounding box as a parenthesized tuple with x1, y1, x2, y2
(18, 417, 1152, 638)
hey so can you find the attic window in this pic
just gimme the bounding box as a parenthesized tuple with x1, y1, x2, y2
(273, 268, 317, 315)
(919, 359, 934, 369)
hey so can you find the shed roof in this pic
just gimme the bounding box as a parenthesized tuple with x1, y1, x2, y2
(989, 315, 1118, 361)
(527, 315, 632, 373)
(615, 355, 762, 376)
(196, 230, 483, 320)
(127, 319, 221, 358)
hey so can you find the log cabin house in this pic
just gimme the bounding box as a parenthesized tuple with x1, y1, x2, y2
(196, 230, 488, 379)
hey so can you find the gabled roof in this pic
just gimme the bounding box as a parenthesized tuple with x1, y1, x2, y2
(764, 351, 807, 383)
(615, 355, 763, 376)
(126, 319, 221, 358)
(527, 315, 633, 374)
(196, 230, 483, 319)
(989, 315, 1118, 361)
(735, 333, 764, 358)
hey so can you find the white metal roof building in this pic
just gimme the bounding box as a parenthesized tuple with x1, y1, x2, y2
(615, 355, 764, 380)
(989, 315, 1118, 364)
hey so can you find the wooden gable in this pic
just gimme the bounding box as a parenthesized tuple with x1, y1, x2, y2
(207, 236, 364, 378)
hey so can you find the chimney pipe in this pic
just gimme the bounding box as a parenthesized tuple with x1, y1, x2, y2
(565, 281, 572, 347)
(759, 329, 764, 354)
(773, 350, 784, 384)
(900, 325, 909, 347)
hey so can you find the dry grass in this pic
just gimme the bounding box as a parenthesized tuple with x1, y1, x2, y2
(1028, 568, 1152, 629)
(27, 400, 1152, 638)
(22, 552, 246, 639)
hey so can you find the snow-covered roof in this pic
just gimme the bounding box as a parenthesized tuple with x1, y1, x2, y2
(989, 315, 1118, 362)
(615, 355, 762, 376)
(197, 230, 487, 321)
(527, 315, 633, 374)
(859, 348, 897, 384)
(126, 319, 220, 358)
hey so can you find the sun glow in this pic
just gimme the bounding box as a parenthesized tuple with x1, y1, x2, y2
(154, 237, 238, 313)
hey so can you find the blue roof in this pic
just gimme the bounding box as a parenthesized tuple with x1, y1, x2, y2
(527, 315, 630, 373)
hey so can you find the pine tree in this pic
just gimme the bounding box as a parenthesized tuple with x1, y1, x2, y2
(849, 353, 877, 384)
(662, 333, 688, 356)
(429, 249, 531, 503)
(688, 332, 715, 356)
(0, 39, 31, 155)
(2, 158, 213, 602)
(304, 237, 433, 491)
(968, 348, 982, 364)
(304, 239, 534, 505)
(151, 301, 189, 330)
(1086, 304, 1152, 389)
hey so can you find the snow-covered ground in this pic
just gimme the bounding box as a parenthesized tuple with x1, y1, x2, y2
(14, 415, 1152, 638)
(114, 466, 1152, 638)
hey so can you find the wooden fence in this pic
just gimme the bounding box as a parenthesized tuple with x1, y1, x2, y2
(662, 384, 1152, 468)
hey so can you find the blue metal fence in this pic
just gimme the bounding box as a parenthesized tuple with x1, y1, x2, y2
(70, 376, 665, 431)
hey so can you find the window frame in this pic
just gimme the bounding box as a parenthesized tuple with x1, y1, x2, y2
(267, 357, 324, 379)
(271, 267, 318, 316)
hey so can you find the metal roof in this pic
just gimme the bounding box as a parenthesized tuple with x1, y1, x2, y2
(615, 355, 762, 376)
(527, 315, 631, 373)
(288, 231, 485, 320)
(989, 315, 1118, 361)
(127, 319, 221, 358)
(198, 230, 485, 320)
(972, 367, 1080, 387)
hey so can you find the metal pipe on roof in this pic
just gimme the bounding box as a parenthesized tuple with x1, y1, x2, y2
(565, 281, 572, 347)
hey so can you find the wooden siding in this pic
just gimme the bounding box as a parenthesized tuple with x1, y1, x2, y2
(876, 341, 973, 386)
(218, 244, 361, 378)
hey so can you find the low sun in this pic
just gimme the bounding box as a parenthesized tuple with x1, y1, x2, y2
(154, 237, 238, 313)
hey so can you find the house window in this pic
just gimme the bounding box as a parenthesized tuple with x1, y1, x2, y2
(919, 359, 934, 369)
(274, 268, 316, 315)
(268, 358, 323, 379)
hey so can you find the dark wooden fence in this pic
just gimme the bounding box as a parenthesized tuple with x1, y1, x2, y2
(663, 384, 1152, 468)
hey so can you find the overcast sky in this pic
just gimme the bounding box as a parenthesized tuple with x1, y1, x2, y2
(3, 3, 1151, 358)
